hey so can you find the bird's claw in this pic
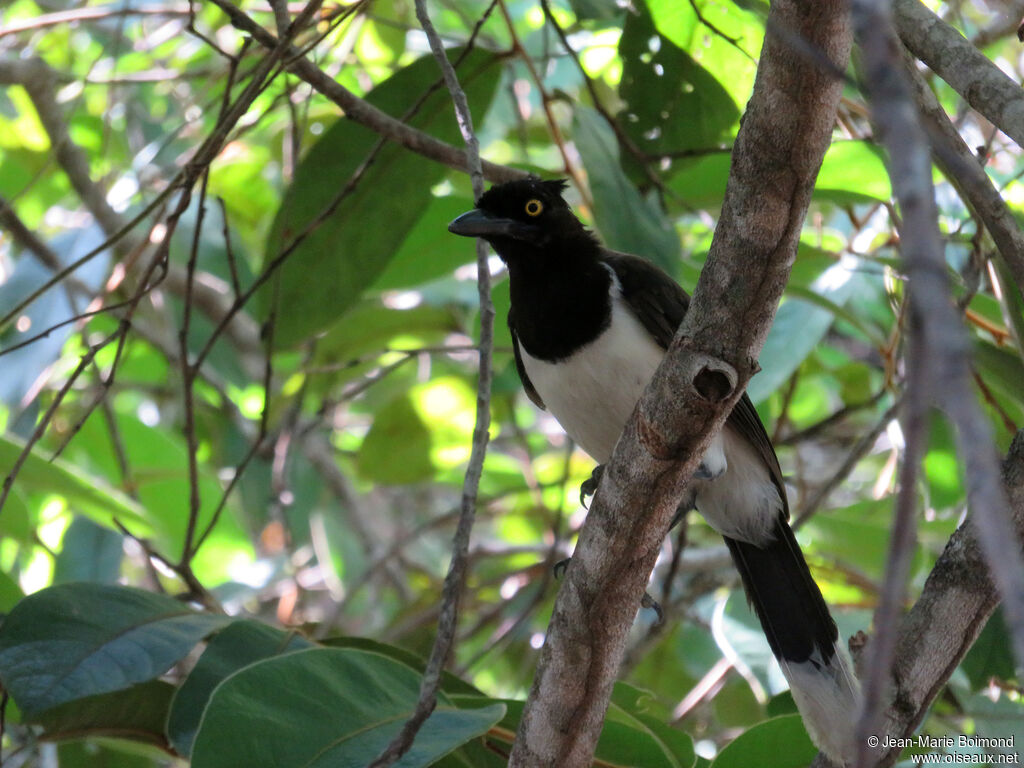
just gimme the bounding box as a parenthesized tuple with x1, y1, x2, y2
(579, 464, 605, 508)
(553, 557, 571, 579)
(641, 592, 665, 625)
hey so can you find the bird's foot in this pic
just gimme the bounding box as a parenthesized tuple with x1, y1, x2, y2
(579, 464, 605, 508)
(553, 557, 571, 580)
(640, 592, 664, 624)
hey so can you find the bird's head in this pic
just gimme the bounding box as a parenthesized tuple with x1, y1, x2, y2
(447, 178, 592, 260)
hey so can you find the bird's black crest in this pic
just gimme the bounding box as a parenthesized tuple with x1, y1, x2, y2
(475, 177, 570, 215)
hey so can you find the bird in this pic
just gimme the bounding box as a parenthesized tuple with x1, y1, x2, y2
(448, 177, 860, 765)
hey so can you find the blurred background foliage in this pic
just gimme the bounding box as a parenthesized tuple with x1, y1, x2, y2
(0, 0, 1022, 765)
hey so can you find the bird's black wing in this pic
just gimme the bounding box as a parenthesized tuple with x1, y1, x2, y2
(601, 249, 788, 516)
(509, 310, 545, 410)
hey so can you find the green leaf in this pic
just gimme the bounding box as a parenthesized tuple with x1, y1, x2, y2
(608, 683, 697, 767)
(355, 392, 435, 484)
(371, 195, 476, 291)
(569, 0, 622, 20)
(57, 740, 169, 768)
(667, 152, 731, 211)
(0, 433, 147, 531)
(168, 619, 314, 757)
(747, 267, 864, 403)
(573, 106, 681, 270)
(31, 680, 175, 748)
(710, 715, 817, 768)
(814, 141, 891, 204)
(263, 49, 502, 347)
(0, 571, 23, 613)
(0, 583, 230, 717)
(924, 413, 964, 510)
(324, 636, 483, 697)
(191, 647, 505, 768)
(619, 0, 739, 161)
(53, 517, 123, 584)
(311, 301, 459, 371)
(962, 609, 1017, 689)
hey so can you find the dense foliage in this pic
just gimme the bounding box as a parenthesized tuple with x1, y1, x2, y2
(0, 0, 1022, 766)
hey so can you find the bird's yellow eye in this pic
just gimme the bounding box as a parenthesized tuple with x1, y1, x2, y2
(524, 199, 543, 217)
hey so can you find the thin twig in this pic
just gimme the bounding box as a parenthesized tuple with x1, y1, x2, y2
(792, 398, 900, 529)
(367, 0, 493, 763)
(495, 0, 590, 206)
(207, 0, 525, 184)
(0, 4, 190, 38)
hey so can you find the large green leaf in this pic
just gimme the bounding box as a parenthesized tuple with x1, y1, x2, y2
(263, 49, 502, 347)
(961, 609, 1017, 690)
(0, 583, 230, 717)
(355, 392, 434, 484)
(667, 152, 731, 211)
(746, 267, 865, 403)
(0, 433, 147, 530)
(814, 140, 891, 204)
(191, 647, 506, 768)
(168, 619, 314, 757)
(619, 0, 739, 163)
(371, 194, 477, 291)
(573, 106, 681, 270)
(710, 715, 817, 768)
(31, 680, 175, 748)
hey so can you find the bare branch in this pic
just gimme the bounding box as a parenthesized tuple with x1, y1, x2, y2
(902, 51, 1024, 297)
(507, 2, 852, 764)
(206, 0, 527, 184)
(851, 2, 1024, 765)
(893, 0, 1024, 150)
(367, 0, 494, 764)
(0, 4, 190, 38)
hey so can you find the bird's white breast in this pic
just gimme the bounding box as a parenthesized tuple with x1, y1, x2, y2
(520, 293, 663, 464)
(518, 281, 782, 545)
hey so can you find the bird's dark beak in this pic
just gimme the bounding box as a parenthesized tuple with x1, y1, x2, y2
(448, 208, 541, 244)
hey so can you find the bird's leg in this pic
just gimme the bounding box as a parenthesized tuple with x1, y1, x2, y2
(553, 557, 571, 579)
(579, 463, 604, 508)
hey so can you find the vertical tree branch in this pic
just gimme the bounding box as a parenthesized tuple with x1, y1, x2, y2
(852, 2, 1024, 766)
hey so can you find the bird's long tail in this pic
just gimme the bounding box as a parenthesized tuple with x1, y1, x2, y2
(724, 514, 860, 766)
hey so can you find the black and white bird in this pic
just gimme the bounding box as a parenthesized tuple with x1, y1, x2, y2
(448, 177, 860, 765)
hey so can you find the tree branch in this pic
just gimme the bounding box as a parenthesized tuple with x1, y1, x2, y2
(902, 50, 1024, 296)
(205, 0, 527, 184)
(507, 2, 852, 765)
(832, 2, 1024, 765)
(0, 56, 263, 360)
(367, 0, 494, 763)
(867, 432, 1024, 768)
(893, 0, 1024, 150)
